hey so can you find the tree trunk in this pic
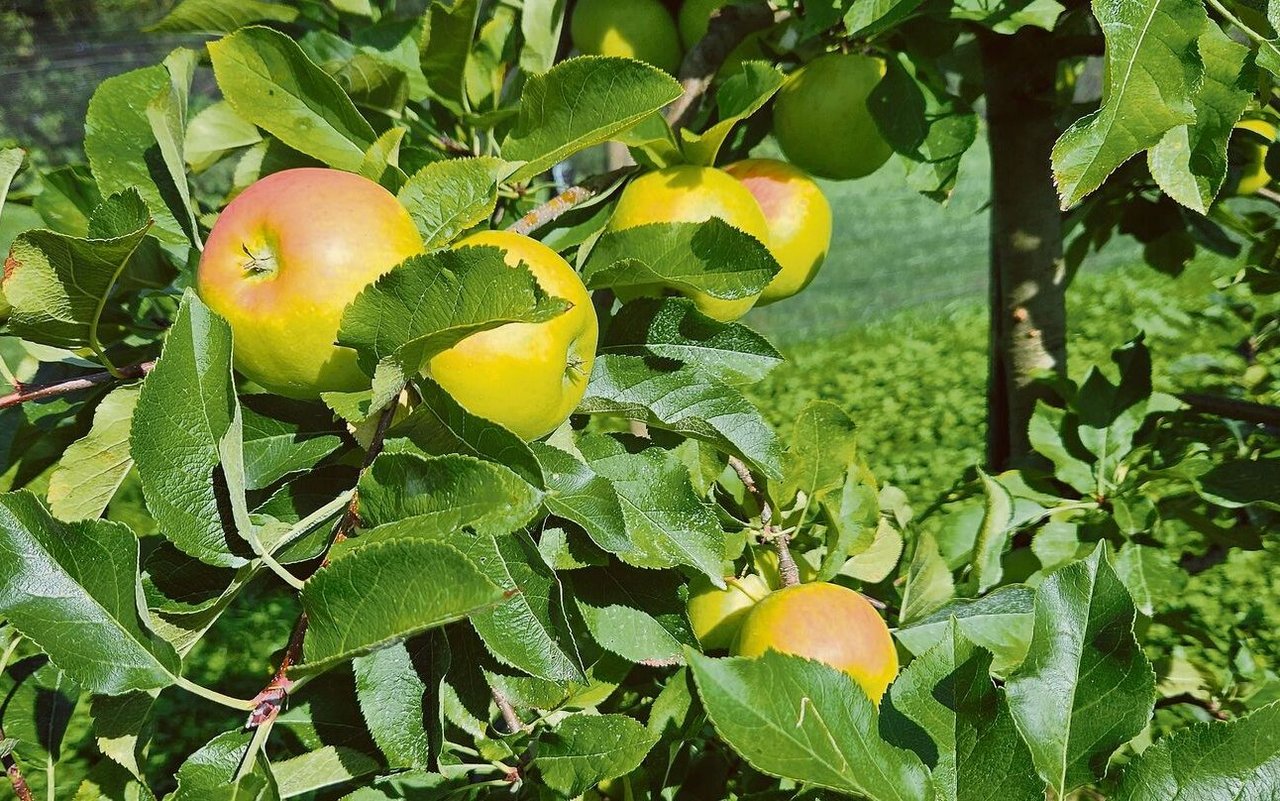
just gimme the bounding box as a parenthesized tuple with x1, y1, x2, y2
(980, 29, 1068, 471)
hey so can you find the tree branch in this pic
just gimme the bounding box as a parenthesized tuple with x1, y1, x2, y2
(1178, 392, 1280, 428)
(506, 168, 633, 236)
(1, 726, 34, 801)
(664, 2, 787, 130)
(1156, 692, 1230, 721)
(728, 456, 799, 587)
(0, 360, 155, 410)
(491, 687, 523, 735)
(247, 401, 398, 729)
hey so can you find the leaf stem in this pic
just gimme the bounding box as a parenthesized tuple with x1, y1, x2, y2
(257, 550, 305, 591)
(233, 716, 275, 782)
(173, 675, 258, 711)
(88, 230, 150, 379)
(268, 489, 355, 559)
(1205, 0, 1269, 45)
(43, 761, 53, 801)
(0, 634, 23, 678)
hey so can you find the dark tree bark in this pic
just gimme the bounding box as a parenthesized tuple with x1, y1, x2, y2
(980, 28, 1068, 470)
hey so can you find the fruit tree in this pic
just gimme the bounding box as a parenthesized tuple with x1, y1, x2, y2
(0, 0, 1278, 799)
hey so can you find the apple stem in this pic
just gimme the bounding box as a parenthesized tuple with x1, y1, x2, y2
(728, 456, 801, 587)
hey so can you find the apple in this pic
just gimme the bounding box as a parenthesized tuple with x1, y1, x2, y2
(773, 53, 894, 181)
(724, 159, 832, 305)
(687, 572, 770, 651)
(732, 582, 898, 703)
(607, 165, 772, 321)
(196, 168, 423, 399)
(427, 230, 598, 441)
(571, 0, 684, 74)
(1223, 118, 1276, 197)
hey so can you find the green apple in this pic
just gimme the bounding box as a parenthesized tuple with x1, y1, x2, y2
(427, 230, 598, 441)
(196, 168, 423, 399)
(571, 0, 684, 73)
(687, 572, 770, 650)
(773, 53, 894, 181)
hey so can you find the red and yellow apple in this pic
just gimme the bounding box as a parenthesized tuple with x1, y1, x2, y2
(724, 159, 832, 304)
(773, 53, 893, 181)
(571, 0, 684, 74)
(607, 165, 772, 321)
(687, 572, 770, 651)
(732, 582, 898, 703)
(427, 231, 597, 440)
(196, 168, 423, 399)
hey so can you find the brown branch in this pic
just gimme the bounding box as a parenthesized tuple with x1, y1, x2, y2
(247, 401, 398, 729)
(1156, 693, 1229, 721)
(1, 726, 33, 801)
(492, 687, 523, 735)
(0, 360, 154, 410)
(1178, 392, 1280, 427)
(664, 2, 788, 130)
(728, 456, 799, 587)
(506, 168, 633, 236)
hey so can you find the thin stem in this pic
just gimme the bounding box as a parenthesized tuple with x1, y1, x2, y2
(268, 489, 355, 559)
(257, 551, 304, 591)
(728, 456, 800, 587)
(43, 761, 52, 801)
(0, 355, 18, 391)
(173, 675, 258, 711)
(492, 686, 523, 735)
(0, 634, 23, 678)
(1206, 0, 1269, 44)
(0, 360, 154, 410)
(233, 717, 275, 782)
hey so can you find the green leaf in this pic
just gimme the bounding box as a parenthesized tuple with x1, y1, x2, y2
(33, 166, 99, 236)
(90, 692, 155, 779)
(781, 401, 859, 504)
(681, 62, 786, 167)
(273, 746, 381, 797)
(0, 492, 180, 694)
(1149, 25, 1253, 212)
(885, 621, 1041, 801)
(577, 433, 725, 581)
(1113, 700, 1280, 800)
(572, 566, 694, 666)
(0, 656, 80, 765)
(579, 355, 783, 481)
(299, 538, 504, 674)
(84, 65, 188, 244)
(899, 531, 954, 625)
(148, 0, 299, 33)
(209, 26, 377, 172)
(968, 469, 1015, 594)
(601, 297, 782, 384)
(240, 396, 344, 492)
(1028, 402, 1095, 495)
(146, 48, 201, 248)
(354, 631, 448, 770)
(132, 292, 249, 568)
(843, 0, 926, 37)
(530, 442, 630, 557)
(170, 730, 278, 800)
(841, 517, 905, 583)
(950, 0, 1065, 33)
(421, 0, 479, 107)
(394, 379, 541, 485)
(519, 0, 567, 74)
(0, 148, 23, 214)
(583, 220, 779, 303)
(395, 157, 507, 249)
(184, 102, 263, 172)
(1112, 542, 1186, 617)
(1005, 543, 1156, 795)
(4, 191, 153, 349)
(47, 384, 141, 522)
(534, 714, 658, 797)
(502, 56, 683, 182)
(357, 452, 541, 536)
(1052, 0, 1206, 207)
(688, 649, 933, 800)
(894, 585, 1035, 676)
(1196, 458, 1280, 509)
(338, 246, 569, 378)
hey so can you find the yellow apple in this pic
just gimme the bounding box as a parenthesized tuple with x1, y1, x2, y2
(773, 53, 894, 181)
(724, 158, 832, 304)
(732, 582, 898, 704)
(427, 231, 598, 440)
(196, 168, 423, 399)
(687, 572, 770, 651)
(607, 165, 771, 321)
(571, 0, 684, 74)
(1223, 118, 1276, 197)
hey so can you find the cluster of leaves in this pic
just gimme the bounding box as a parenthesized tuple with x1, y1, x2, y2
(0, 1, 1277, 800)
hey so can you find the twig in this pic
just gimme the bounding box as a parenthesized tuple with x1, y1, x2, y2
(0, 360, 155, 410)
(491, 687, 523, 735)
(664, 2, 788, 130)
(1156, 693, 1230, 721)
(728, 456, 800, 587)
(247, 402, 398, 729)
(1177, 392, 1280, 427)
(2, 736, 33, 801)
(506, 168, 633, 236)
